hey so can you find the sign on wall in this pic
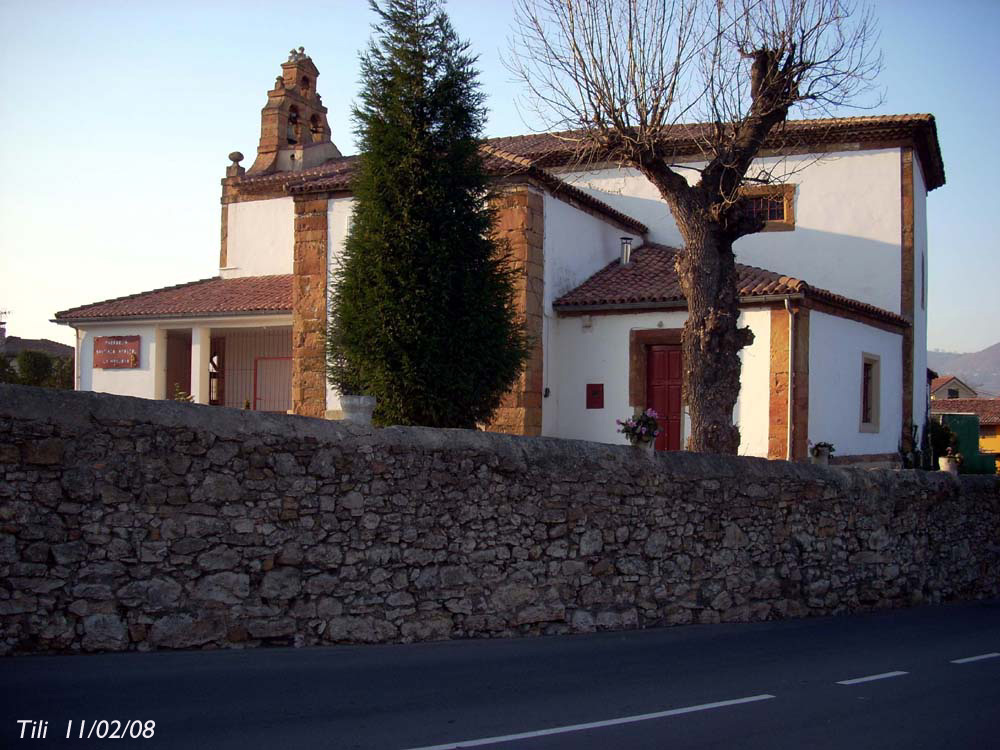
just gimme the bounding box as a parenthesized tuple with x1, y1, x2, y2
(94, 336, 140, 369)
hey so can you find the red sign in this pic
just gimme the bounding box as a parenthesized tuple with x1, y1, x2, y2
(94, 336, 140, 369)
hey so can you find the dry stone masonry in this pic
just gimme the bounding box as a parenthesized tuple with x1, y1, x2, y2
(1, 384, 998, 655)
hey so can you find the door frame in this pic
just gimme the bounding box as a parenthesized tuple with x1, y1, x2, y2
(629, 328, 685, 448)
(628, 328, 683, 407)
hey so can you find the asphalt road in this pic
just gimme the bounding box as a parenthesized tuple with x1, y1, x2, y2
(3, 600, 999, 749)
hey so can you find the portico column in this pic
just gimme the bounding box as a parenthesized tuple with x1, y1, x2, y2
(190, 326, 211, 405)
(150, 328, 167, 400)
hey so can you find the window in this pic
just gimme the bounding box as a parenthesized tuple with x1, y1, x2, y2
(740, 184, 796, 232)
(947, 388, 959, 399)
(860, 353, 880, 433)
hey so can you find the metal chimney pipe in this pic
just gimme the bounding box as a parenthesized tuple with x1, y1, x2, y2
(620, 236, 633, 266)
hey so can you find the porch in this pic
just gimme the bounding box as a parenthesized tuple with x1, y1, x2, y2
(163, 324, 293, 412)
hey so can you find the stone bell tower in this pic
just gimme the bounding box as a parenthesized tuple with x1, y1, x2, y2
(247, 47, 341, 175)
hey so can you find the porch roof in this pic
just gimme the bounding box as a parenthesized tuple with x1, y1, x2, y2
(552, 243, 909, 328)
(53, 275, 292, 324)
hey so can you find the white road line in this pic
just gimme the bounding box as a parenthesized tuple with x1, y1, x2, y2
(399, 694, 777, 750)
(951, 652, 1000, 664)
(836, 671, 908, 685)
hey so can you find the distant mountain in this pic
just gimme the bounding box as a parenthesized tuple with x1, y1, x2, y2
(927, 349, 963, 373)
(930, 342, 1000, 397)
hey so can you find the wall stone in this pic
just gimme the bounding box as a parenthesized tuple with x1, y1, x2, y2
(1, 384, 998, 655)
(291, 195, 329, 417)
(487, 187, 545, 436)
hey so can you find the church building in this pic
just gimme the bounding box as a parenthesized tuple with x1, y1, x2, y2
(55, 50, 945, 466)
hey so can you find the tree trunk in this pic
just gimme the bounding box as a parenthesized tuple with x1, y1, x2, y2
(672, 201, 748, 455)
(637, 162, 754, 455)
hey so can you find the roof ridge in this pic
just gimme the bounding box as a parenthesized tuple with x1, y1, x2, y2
(489, 113, 938, 142)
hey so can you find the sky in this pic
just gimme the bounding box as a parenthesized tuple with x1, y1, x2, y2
(0, 0, 997, 353)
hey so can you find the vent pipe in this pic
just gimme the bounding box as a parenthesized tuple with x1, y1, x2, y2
(620, 236, 633, 267)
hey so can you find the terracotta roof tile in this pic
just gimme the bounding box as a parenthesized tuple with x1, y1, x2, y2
(480, 145, 648, 234)
(54, 276, 292, 322)
(930, 375, 955, 391)
(553, 244, 797, 307)
(240, 146, 648, 234)
(552, 243, 908, 327)
(931, 398, 1000, 426)
(487, 114, 945, 190)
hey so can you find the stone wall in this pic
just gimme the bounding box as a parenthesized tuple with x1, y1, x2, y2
(1, 384, 998, 655)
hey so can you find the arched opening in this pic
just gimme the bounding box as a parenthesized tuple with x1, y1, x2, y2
(300, 75, 311, 92)
(310, 114, 323, 142)
(287, 105, 300, 145)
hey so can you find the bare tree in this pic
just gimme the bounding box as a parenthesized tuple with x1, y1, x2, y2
(508, 0, 881, 454)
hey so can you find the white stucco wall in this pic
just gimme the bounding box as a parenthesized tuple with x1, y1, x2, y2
(912, 154, 929, 444)
(541, 192, 632, 312)
(737, 309, 772, 457)
(325, 196, 355, 413)
(559, 148, 903, 313)
(539, 191, 639, 437)
(222, 197, 295, 278)
(77, 325, 161, 399)
(544, 308, 772, 456)
(807, 310, 903, 456)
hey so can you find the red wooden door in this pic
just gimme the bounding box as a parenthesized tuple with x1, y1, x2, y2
(646, 345, 683, 450)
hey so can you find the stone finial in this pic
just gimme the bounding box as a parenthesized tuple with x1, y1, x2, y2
(226, 152, 245, 178)
(275, 75, 284, 89)
(287, 46, 307, 62)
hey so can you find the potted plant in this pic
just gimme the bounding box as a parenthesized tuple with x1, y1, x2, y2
(938, 446, 962, 476)
(809, 441, 835, 466)
(327, 350, 375, 426)
(617, 409, 661, 453)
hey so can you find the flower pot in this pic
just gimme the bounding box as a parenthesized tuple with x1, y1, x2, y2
(339, 395, 376, 426)
(811, 447, 830, 466)
(631, 438, 656, 454)
(938, 456, 959, 476)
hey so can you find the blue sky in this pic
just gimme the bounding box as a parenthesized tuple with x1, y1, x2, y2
(1, 0, 997, 352)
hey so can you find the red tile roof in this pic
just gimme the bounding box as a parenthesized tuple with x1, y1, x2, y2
(931, 398, 1000, 426)
(929, 375, 977, 396)
(480, 145, 647, 234)
(930, 375, 956, 391)
(552, 243, 909, 327)
(239, 146, 648, 234)
(54, 275, 292, 323)
(487, 114, 945, 190)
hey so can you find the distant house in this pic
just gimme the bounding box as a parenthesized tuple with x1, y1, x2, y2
(53, 50, 945, 466)
(0, 322, 73, 364)
(930, 375, 978, 400)
(931, 398, 1000, 458)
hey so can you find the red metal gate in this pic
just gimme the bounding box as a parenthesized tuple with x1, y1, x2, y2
(253, 357, 292, 413)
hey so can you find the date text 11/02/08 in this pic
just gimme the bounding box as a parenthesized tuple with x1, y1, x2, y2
(16, 720, 156, 739)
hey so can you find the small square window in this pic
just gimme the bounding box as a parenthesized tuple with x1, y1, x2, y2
(740, 184, 796, 232)
(860, 353, 880, 433)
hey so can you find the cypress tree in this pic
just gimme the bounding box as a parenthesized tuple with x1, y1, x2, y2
(327, 0, 528, 428)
